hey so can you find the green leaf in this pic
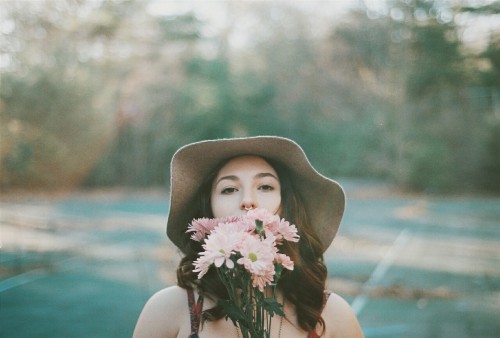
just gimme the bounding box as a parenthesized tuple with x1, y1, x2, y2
(262, 297, 285, 317)
(255, 220, 264, 236)
(218, 299, 248, 324)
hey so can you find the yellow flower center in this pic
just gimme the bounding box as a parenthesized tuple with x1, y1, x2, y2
(249, 253, 258, 262)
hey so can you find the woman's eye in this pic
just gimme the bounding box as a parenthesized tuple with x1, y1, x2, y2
(221, 187, 237, 194)
(259, 184, 274, 191)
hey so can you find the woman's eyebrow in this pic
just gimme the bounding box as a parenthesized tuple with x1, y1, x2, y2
(215, 172, 278, 186)
(255, 172, 279, 181)
(215, 175, 239, 186)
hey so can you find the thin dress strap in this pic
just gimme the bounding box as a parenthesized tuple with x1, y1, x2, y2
(307, 290, 333, 338)
(187, 289, 204, 338)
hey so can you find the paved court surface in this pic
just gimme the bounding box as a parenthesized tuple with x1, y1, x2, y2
(1, 186, 499, 337)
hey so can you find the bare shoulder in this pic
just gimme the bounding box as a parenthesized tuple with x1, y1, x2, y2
(133, 285, 190, 338)
(323, 292, 364, 338)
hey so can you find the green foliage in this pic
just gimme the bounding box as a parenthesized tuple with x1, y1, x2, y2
(480, 120, 500, 192)
(480, 36, 500, 87)
(157, 13, 202, 40)
(0, 63, 112, 188)
(2, 0, 499, 193)
(329, 0, 500, 192)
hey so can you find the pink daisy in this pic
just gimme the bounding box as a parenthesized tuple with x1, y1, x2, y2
(187, 217, 219, 242)
(193, 226, 243, 278)
(251, 267, 276, 292)
(274, 253, 294, 271)
(237, 234, 276, 276)
(277, 219, 300, 243)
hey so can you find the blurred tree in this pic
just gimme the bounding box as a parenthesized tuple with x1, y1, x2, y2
(0, 0, 130, 189)
(83, 10, 203, 187)
(328, 9, 400, 178)
(467, 4, 500, 192)
(329, 0, 500, 192)
(1, 0, 163, 189)
(401, 0, 473, 191)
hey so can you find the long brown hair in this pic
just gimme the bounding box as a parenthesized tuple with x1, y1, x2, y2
(176, 156, 327, 333)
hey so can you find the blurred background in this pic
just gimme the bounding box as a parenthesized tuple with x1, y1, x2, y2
(1, 0, 499, 337)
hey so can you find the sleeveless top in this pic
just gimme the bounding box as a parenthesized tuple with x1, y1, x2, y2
(187, 289, 331, 338)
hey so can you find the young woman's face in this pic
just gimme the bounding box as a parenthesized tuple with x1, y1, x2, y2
(211, 155, 282, 218)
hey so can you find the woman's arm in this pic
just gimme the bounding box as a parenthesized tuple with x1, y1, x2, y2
(133, 286, 188, 338)
(323, 292, 364, 338)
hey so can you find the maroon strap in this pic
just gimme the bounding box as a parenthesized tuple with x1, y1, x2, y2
(308, 331, 321, 338)
(187, 289, 204, 337)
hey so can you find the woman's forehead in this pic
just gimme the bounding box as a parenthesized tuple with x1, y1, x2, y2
(216, 155, 278, 176)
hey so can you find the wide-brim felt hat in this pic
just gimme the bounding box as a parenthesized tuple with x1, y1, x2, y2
(166, 136, 345, 253)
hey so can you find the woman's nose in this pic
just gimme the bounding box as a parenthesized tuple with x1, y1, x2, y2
(240, 191, 257, 211)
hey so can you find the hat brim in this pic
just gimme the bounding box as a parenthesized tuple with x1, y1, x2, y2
(166, 136, 345, 253)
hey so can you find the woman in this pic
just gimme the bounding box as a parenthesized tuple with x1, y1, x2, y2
(133, 136, 363, 338)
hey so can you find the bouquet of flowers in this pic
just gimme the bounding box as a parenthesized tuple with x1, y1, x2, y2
(188, 208, 300, 338)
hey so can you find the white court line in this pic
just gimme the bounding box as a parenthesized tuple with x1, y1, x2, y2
(0, 268, 50, 293)
(0, 257, 81, 293)
(351, 228, 412, 316)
